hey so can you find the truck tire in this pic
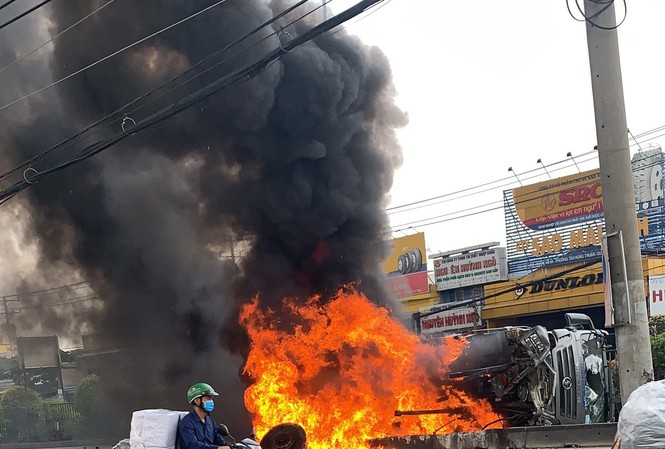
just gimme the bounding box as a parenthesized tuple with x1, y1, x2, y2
(261, 423, 307, 449)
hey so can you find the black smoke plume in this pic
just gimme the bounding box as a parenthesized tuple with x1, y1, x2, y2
(0, 0, 406, 437)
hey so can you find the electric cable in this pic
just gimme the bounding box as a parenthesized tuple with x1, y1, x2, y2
(0, 0, 117, 76)
(329, 0, 392, 36)
(0, 0, 387, 202)
(389, 151, 665, 234)
(417, 260, 599, 316)
(0, 0, 232, 113)
(567, 0, 627, 30)
(4, 281, 90, 298)
(0, 0, 55, 31)
(388, 154, 598, 216)
(0, 0, 18, 12)
(387, 125, 665, 223)
(0, 0, 322, 184)
(17, 293, 99, 310)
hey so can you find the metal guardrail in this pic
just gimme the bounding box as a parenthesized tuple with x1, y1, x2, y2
(370, 423, 617, 449)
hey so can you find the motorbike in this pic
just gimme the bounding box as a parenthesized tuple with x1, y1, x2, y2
(218, 423, 306, 449)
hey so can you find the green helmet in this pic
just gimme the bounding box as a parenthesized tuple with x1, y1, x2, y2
(187, 382, 219, 403)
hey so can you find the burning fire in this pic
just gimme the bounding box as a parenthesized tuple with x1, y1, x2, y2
(241, 287, 501, 449)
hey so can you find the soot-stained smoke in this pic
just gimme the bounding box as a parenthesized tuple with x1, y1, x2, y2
(0, 0, 406, 435)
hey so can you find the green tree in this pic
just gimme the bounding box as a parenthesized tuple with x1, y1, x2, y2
(0, 386, 41, 442)
(650, 316, 665, 380)
(74, 374, 103, 434)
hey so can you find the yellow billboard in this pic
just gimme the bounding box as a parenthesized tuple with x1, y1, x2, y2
(513, 169, 602, 231)
(383, 233, 429, 299)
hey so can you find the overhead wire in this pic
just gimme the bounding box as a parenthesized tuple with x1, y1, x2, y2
(389, 148, 665, 233)
(0, 0, 18, 12)
(6, 281, 90, 298)
(0, 0, 117, 76)
(417, 260, 600, 316)
(566, 0, 627, 30)
(0, 0, 55, 31)
(386, 123, 665, 230)
(17, 293, 99, 310)
(0, 0, 324, 184)
(388, 153, 598, 216)
(0, 0, 387, 202)
(0, 0, 232, 113)
(421, 256, 665, 317)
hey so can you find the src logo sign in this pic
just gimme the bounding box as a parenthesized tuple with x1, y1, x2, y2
(558, 181, 602, 207)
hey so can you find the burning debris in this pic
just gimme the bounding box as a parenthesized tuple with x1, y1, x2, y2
(241, 287, 501, 449)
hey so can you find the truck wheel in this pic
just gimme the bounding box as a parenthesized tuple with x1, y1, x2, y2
(398, 255, 406, 274)
(409, 248, 423, 272)
(260, 423, 307, 449)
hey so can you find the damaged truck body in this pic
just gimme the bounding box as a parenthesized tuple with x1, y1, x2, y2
(433, 313, 616, 427)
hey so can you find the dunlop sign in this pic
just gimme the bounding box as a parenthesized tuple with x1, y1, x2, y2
(434, 248, 508, 291)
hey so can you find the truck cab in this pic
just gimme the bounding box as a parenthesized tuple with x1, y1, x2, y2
(441, 313, 615, 426)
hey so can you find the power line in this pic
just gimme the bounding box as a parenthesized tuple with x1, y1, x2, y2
(387, 127, 665, 226)
(0, 281, 90, 299)
(420, 257, 665, 317)
(0, 0, 117, 76)
(387, 124, 665, 215)
(566, 0, 627, 31)
(388, 154, 597, 216)
(0, 0, 386, 202)
(18, 293, 98, 310)
(387, 151, 597, 212)
(0, 0, 55, 32)
(0, 0, 321, 184)
(389, 149, 665, 233)
(418, 260, 599, 316)
(0, 0, 232, 113)
(0, 0, 18, 12)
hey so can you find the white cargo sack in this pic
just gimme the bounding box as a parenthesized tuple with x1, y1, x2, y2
(615, 380, 665, 448)
(130, 409, 188, 449)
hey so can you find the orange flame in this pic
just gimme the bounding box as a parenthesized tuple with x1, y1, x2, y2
(241, 287, 501, 449)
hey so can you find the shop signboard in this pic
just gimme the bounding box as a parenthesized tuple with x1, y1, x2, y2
(649, 275, 665, 317)
(433, 248, 508, 291)
(419, 305, 481, 334)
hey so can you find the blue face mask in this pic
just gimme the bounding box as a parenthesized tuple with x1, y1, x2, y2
(203, 400, 215, 413)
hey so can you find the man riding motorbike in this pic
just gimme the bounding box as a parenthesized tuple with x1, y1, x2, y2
(178, 383, 231, 449)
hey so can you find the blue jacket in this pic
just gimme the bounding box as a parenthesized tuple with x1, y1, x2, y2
(178, 410, 230, 449)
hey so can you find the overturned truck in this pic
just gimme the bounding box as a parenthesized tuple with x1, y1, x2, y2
(441, 313, 616, 427)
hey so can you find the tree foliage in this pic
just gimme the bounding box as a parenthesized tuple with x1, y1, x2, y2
(651, 316, 665, 380)
(0, 386, 42, 441)
(74, 374, 101, 417)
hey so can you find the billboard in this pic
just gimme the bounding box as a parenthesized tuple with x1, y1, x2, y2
(513, 170, 603, 231)
(505, 149, 665, 273)
(433, 248, 508, 291)
(419, 305, 481, 334)
(649, 275, 665, 317)
(17, 336, 61, 369)
(383, 233, 429, 299)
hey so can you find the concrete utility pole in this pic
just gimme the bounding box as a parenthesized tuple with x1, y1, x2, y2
(584, 0, 654, 402)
